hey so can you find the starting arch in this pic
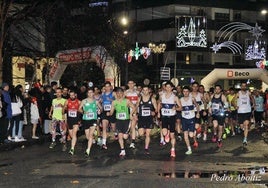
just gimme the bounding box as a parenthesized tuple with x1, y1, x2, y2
(201, 68, 268, 91)
(49, 46, 120, 86)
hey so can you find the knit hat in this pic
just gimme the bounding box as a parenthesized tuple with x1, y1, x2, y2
(1, 83, 9, 88)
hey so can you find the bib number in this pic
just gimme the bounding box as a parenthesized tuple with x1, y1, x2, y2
(161, 109, 174, 116)
(86, 112, 94, 119)
(68, 110, 77, 117)
(118, 112, 126, 120)
(242, 101, 248, 105)
(141, 109, 150, 116)
(182, 111, 190, 116)
(212, 103, 219, 110)
(104, 104, 111, 111)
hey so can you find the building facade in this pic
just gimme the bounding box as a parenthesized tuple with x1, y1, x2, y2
(111, 0, 268, 89)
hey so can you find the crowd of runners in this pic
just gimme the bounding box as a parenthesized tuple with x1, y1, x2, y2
(0, 79, 267, 158)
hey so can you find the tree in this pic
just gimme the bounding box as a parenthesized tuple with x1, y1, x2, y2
(0, 0, 12, 83)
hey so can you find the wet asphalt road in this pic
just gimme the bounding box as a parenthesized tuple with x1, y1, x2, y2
(0, 127, 268, 188)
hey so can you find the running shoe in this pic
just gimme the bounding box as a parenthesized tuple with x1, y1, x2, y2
(197, 133, 202, 139)
(49, 142, 56, 149)
(222, 133, 227, 140)
(97, 140, 102, 146)
(217, 140, 222, 148)
(19, 137, 27, 141)
(164, 133, 170, 143)
(114, 134, 118, 140)
(243, 138, 247, 146)
(211, 135, 217, 143)
(85, 149, 90, 157)
(193, 141, 198, 148)
(203, 134, 207, 141)
(177, 135, 182, 141)
(170, 149, 176, 158)
(129, 142, 135, 149)
(14, 136, 20, 142)
(7, 136, 13, 141)
(32, 136, 39, 139)
(69, 149, 74, 155)
(185, 150, 192, 155)
(144, 149, 150, 155)
(62, 144, 67, 152)
(196, 127, 202, 134)
(225, 127, 231, 135)
(119, 150, 126, 157)
(160, 140, 166, 146)
(196, 127, 202, 139)
(102, 144, 108, 150)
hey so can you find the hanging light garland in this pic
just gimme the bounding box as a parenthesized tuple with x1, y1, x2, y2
(256, 59, 268, 69)
(148, 43, 167, 54)
(127, 42, 151, 63)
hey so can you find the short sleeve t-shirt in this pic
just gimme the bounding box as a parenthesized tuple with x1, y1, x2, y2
(52, 98, 66, 120)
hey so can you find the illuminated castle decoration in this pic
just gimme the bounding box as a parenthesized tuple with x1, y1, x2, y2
(127, 42, 151, 63)
(176, 16, 207, 48)
(245, 39, 266, 60)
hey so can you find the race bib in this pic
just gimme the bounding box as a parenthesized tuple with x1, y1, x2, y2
(141, 109, 150, 116)
(104, 104, 111, 111)
(86, 112, 94, 119)
(182, 111, 190, 116)
(242, 101, 248, 105)
(212, 103, 220, 110)
(161, 109, 174, 116)
(68, 110, 77, 117)
(117, 112, 126, 120)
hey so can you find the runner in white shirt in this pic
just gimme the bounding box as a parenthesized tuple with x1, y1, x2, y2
(125, 80, 140, 149)
(235, 82, 255, 145)
(157, 81, 182, 158)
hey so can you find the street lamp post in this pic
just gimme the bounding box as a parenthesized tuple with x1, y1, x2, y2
(148, 42, 166, 85)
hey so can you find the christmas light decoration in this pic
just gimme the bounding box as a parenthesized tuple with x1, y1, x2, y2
(212, 22, 266, 57)
(217, 22, 265, 41)
(256, 59, 268, 69)
(245, 39, 266, 60)
(127, 42, 151, 63)
(176, 16, 207, 48)
(211, 41, 242, 54)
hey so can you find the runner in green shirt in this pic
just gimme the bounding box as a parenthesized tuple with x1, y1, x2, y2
(79, 88, 102, 157)
(108, 87, 136, 157)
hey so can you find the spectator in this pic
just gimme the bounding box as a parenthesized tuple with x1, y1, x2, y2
(1, 83, 12, 142)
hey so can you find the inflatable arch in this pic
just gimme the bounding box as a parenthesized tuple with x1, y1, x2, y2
(201, 68, 268, 91)
(49, 46, 120, 86)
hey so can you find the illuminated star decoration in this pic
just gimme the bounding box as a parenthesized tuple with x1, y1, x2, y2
(211, 41, 242, 54)
(217, 22, 265, 41)
(249, 23, 265, 40)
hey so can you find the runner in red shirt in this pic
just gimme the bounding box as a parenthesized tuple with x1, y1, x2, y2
(64, 90, 81, 155)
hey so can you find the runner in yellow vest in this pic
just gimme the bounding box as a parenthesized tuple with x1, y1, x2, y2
(48, 88, 67, 151)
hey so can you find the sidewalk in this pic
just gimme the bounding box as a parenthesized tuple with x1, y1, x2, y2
(0, 124, 51, 152)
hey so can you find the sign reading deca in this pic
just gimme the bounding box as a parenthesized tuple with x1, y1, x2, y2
(227, 70, 250, 77)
